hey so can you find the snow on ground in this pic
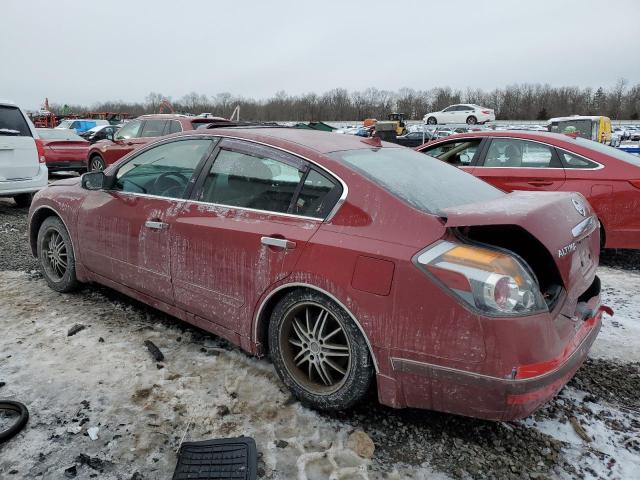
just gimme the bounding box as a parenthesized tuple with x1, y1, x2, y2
(590, 267, 640, 362)
(0, 271, 447, 480)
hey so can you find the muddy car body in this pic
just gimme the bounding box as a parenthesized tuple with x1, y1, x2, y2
(29, 128, 608, 420)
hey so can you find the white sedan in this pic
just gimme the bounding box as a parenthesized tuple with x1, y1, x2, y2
(423, 104, 495, 125)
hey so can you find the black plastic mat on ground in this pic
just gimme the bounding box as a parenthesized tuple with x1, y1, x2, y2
(172, 437, 257, 480)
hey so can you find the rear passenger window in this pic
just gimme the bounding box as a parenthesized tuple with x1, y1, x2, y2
(294, 169, 342, 218)
(559, 151, 599, 169)
(140, 120, 168, 138)
(167, 121, 182, 134)
(483, 139, 559, 168)
(199, 149, 303, 214)
(0, 106, 31, 136)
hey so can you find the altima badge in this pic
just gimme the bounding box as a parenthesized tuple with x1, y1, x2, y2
(558, 242, 577, 258)
(572, 198, 587, 217)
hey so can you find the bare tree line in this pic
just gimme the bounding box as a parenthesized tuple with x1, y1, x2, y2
(50, 80, 640, 121)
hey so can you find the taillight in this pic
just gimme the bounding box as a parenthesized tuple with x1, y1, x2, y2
(481, 110, 492, 114)
(415, 241, 547, 316)
(35, 139, 46, 163)
(629, 180, 640, 190)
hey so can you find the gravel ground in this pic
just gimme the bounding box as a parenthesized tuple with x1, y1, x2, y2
(0, 198, 638, 479)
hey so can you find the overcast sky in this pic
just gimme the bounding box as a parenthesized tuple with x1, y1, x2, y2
(2, 0, 639, 110)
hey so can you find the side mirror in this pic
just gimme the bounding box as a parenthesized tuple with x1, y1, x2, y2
(81, 171, 106, 190)
(106, 131, 115, 141)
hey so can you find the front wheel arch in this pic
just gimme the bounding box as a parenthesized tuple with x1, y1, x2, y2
(29, 207, 60, 257)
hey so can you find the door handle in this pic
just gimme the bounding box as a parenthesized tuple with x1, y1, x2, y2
(528, 180, 554, 186)
(145, 220, 169, 230)
(261, 236, 296, 250)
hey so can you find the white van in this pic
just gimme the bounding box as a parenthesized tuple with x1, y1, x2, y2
(0, 100, 48, 206)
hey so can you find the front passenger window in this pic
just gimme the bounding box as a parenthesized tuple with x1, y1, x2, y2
(114, 139, 213, 198)
(421, 140, 481, 166)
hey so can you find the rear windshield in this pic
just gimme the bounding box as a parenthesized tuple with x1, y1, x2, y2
(0, 106, 31, 136)
(36, 128, 84, 141)
(328, 147, 504, 215)
(572, 137, 640, 167)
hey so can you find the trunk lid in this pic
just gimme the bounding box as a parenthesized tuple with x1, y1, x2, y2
(442, 191, 599, 304)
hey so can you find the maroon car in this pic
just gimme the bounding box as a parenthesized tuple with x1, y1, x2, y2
(416, 131, 640, 249)
(29, 127, 610, 420)
(36, 128, 90, 173)
(86, 114, 230, 171)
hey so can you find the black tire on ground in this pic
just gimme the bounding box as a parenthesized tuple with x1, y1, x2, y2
(427, 117, 437, 125)
(599, 221, 606, 250)
(13, 193, 33, 208)
(88, 155, 106, 172)
(268, 289, 374, 411)
(466, 116, 478, 125)
(37, 216, 80, 292)
(0, 401, 29, 444)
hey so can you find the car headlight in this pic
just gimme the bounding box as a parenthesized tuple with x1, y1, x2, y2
(414, 241, 547, 316)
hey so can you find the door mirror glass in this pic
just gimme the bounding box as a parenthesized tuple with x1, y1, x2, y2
(81, 171, 105, 190)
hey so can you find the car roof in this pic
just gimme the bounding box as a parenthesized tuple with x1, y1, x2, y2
(0, 99, 18, 107)
(422, 129, 578, 145)
(178, 127, 393, 154)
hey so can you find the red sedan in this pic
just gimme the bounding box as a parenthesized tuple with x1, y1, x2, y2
(28, 128, 609, 421)
(416, 131, 640, 249)
(36, 128, 90, 173)
(86, 114, 231, 171)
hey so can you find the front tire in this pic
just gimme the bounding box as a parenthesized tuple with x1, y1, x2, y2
(268, 290, 374, 411)
(426, 117, 437, 125)
(13, 193, 33, 208)
(466, 116, 477, 125)
(88, 155, 106, 172)
(37, 216, 79, 292)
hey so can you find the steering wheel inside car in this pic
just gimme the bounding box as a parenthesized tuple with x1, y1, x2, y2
(151, 172, 189, 197)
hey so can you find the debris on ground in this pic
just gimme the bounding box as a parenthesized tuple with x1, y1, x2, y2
(347, 430, 376, 459)
(143, 339, 164, 362)
(67, 324, 86, 337)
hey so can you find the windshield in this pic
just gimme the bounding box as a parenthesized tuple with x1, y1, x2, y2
(572, 137, 640, 167)
(36, 128, 84, 141)
(56, 120, 73, 129)
(328, 147, 504, 215)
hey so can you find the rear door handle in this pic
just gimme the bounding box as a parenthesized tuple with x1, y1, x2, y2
(528, 180, 553, 186)
(261, 236, 296, 250)
(145, 220, 169, 230)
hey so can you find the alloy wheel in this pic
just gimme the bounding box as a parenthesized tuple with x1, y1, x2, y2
(90, 157, 104, 171)
(43, 230, 68, 281)
(280, 302, 351, 394)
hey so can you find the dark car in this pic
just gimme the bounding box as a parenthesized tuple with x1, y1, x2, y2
(80, 124, 121, 144)
(30, 127, 608, 420)
(86, 114, 232, 171)
(416, 130, 640, 249)
(395, 131, 432, 148)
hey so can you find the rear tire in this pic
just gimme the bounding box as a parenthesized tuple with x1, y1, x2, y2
(13, 193, 33, 208)
(268, 289, 374, 411)
(466, 116, 478, 125)
(427, 117, 437, 125)
(88, 155, 106, 172)
(37, 216, 79, 292)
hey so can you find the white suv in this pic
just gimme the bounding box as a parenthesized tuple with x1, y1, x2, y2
(0, 100, 48, 206)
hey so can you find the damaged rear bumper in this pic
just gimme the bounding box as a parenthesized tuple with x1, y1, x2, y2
(391, 304, 611, 421)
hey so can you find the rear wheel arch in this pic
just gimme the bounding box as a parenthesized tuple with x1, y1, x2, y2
(253, 283, 379, 373)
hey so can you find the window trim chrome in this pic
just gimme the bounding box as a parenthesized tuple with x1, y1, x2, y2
(108, 133, 349, 223)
